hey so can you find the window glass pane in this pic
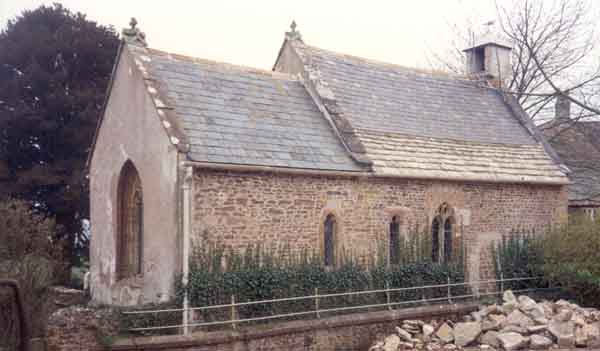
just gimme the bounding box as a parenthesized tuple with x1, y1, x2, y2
(444, 219, 452, 262)
(324, 214, 335, 266)
(431, 217, 440, 262)
(389, 217, 400, 265)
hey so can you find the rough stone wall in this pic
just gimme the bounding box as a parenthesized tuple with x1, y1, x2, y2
(192, 169, 568, 281)
(108, 303, 476, 351)
(45, 307, 118, 351)
(89, 46, 180, 306)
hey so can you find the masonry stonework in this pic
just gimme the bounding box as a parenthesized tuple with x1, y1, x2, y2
(192, 169, 567, 281)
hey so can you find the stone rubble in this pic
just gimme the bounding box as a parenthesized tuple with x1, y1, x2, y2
(369, 291, 600, 350)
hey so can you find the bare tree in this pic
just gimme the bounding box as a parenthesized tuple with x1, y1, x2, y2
(429, 0, 600, 124)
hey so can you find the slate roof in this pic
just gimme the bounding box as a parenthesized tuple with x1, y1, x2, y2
(543, 121, 600, 204)
(286, 42, 568, 184)
(296, 44, 535, 145)
(130, 47, 362, 172)
(356, 129, 565, 183)
(116, 36, 569, 184)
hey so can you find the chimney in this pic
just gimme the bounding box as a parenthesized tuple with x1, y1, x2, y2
(555, 93, 571, 122)
(121, 17, 147, 47)
(463, 28, 512, 87)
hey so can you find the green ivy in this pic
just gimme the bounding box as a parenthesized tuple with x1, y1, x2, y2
(178, 228, 467, 325)
(491, 228, 546, 291)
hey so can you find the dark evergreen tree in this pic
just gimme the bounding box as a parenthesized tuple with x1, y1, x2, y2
(0, 3, 119, 266)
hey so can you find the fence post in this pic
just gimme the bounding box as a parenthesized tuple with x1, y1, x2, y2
(230, 295, 237, 330)
(447, 276, 452, 304)
(500, 272, 505, 296)
(386, 281, 392, 311)
(315, 288, 320, 319)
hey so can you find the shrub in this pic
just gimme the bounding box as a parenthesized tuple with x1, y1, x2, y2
(0, 199, 66, 342)
(541, 216, 600, 306)
(491, 228, 546, 291)
(174, 229, 466, 330)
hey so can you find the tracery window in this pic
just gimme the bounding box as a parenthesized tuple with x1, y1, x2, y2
(324, 214, 336, 267)
(389, 216, 401, 265)
(117, 161, 144, 279)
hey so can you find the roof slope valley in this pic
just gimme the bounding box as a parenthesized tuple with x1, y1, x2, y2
(276, 38, 569, 184)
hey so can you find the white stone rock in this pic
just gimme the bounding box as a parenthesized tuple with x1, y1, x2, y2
(502, 301, 519, 314)
(423, 324, 435, 340)
(527, 325, 548, 334)
(369, 341, 384, 351)
(548, 320, 575, 348)
(497, 332, 528, 351)
(383, 334, 401, 351)
(454, 322, 482, 347)
(436, 323, 454, 344)
(396, 326, 412, 341)
(518, 295, 538, 311)
(524, 305, 546, 320)
(587, 323, 600, 348)
(553, 308, 573, 322)
(503, 309, 534, 328)
(503, 290, 517, 303)
(479, 331, 500, 348)
(529, 334, 553, 350)
(575, 326, 588, 347)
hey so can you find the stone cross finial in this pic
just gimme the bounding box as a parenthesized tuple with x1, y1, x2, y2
(122, 17, 147, 47)
(285, 20, 302, 41)
(129, 17, 138, 30)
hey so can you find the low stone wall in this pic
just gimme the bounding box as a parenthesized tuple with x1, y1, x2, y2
(45, 307, 118, 351)
(110, 303, 478, 351)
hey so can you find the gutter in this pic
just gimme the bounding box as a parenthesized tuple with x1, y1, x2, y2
(182, 160, 570, 186)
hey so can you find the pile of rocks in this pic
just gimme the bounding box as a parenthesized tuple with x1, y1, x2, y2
(369, 291, 600, 350)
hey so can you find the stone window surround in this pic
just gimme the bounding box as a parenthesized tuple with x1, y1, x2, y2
(115, 160, 144, 281)
(319, 209, 342, 268)
(431, 203, 456, 263)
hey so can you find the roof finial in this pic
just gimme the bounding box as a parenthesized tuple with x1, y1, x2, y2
(285, 20, 302, 42)
(129, 17, 138, 30)
(122, 17, 147, 47)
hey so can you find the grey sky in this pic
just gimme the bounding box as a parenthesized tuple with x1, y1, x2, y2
(0, 0, 501, 70)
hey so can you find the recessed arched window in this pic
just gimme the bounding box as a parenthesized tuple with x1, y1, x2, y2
(431, 203, 455, 263)
(323, 214, 336, 267)
(431, 217, 440, 262)
(444, 219, 453, 262)
(389, 216, 401, 265)
(117, 161, 144, 279)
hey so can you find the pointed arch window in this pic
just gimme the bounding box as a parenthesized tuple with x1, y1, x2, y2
(431, 217, 440, 262)
(389, 216, 401, 265)
(117, 161, 144, 279)
(431, 203, 455, 263)
(324, 214, 336, 267)
(444, 219, 453, 262)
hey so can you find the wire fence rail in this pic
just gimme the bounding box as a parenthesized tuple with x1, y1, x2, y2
(122, 275, 553, 335)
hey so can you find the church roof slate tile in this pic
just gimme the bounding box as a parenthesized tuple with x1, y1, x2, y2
(133, 47, 362, 172)
(117, 34, 569, 184)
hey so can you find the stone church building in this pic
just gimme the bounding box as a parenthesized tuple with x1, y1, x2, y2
(89, 22, 569, 306)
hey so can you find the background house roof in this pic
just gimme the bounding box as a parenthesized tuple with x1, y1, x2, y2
(131, 47, 362, 172)
(543, 121, 600, 204)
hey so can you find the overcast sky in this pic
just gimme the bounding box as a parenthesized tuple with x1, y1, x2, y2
(0, 0, 503, 70)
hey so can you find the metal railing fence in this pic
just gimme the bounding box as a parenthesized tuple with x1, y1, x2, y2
(122, 274, 553, 335)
